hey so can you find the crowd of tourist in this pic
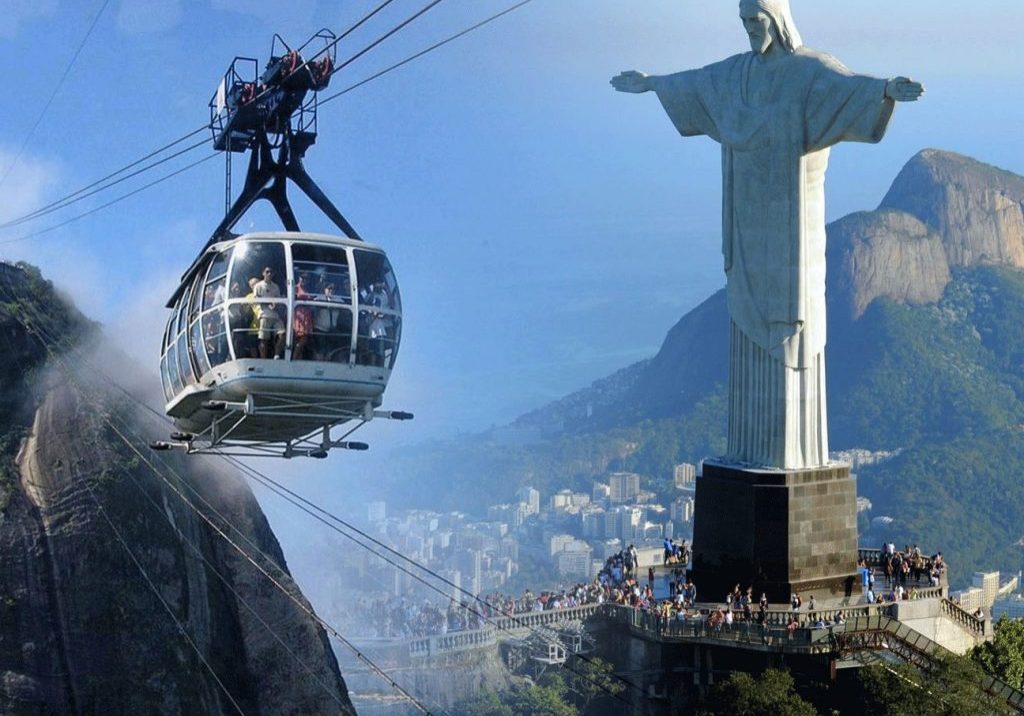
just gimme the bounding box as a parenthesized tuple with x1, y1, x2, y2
(348, 542, 947, 640)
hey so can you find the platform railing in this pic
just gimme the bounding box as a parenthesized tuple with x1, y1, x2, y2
(492, 603, 602, 632)
(408, 627, 497, 658)
(940, 597, 989, 636)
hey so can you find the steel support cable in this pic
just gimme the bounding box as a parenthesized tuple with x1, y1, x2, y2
(243, 0, 427, 111)
(98, 420, 434, 716)
(0, 291, 247, 716)
(97, 416, 357, 715)
(319, 0, 535, 108)
(75, 409, 354, 710)
(228, 460, 638, 707)
(0, 0, 529, 239)
(0, 136, 210, 230)
(80, 479, 248, 716)
(0, 0, 112, 192)
(2, 289, 632, 709)
(3, 311, 432, 716)
(316, 0, 446, 84)
(1, 289, 629, 710)
(0, 0, 399, 230)
(0, 153, 218, 246)
(6, 333, 428, 712)
(226, 457, 644, 705)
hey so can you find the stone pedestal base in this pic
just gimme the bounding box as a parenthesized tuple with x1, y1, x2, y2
(692, 460, 859, 604)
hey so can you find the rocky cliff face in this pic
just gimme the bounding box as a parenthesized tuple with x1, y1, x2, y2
(829, 149, 1024, 318)
(0, 264, 354, 715)
(826, 209, 950, 320)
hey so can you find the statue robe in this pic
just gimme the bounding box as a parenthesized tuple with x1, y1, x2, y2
(652, 48, 894, 469)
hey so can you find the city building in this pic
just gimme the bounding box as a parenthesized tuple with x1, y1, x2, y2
(617, 506, 643, 542)
(551, 489, 573, 510)
(592, 482, 611, 503)
(671, 496, 696, 524)
(609, 472, 641, 503)
(674, 463, 696, 489)
(549, 534, 577, 557)
(487, 502, 530, 529)
(974, 571, 1001, 608)
(515, 486, 540, 515)
(457, 549, 483, 596)
(555, 548, 593, 579)
(582, 507, 606, 538)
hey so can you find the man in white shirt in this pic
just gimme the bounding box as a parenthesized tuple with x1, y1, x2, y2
(254, 266, 285, 358)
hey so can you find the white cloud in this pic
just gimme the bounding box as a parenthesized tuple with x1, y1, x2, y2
(116, 0, 182, 35)
(0, 0, 57, 38)
(111, 216, 204, 366)
(0, 149, 62, 226)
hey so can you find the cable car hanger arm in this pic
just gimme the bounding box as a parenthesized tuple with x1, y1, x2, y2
(207, 129, 361, 246)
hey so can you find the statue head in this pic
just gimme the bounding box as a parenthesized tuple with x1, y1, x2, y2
(739, 0, 803, 55)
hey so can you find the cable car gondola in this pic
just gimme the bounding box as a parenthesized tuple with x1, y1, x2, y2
(153, 31, 411, 458)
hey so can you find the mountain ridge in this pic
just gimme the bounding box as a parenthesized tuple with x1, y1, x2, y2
(380, 149, 1024, 586)
(0, 263, 353, 714)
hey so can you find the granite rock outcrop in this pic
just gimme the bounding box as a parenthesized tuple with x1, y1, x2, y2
(829, 149, 1024, 319)
(0, 263, 354, 715)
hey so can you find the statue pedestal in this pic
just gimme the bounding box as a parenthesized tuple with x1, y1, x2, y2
(692, 460, 859, 603)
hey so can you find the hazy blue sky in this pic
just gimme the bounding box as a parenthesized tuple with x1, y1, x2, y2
(3, 1, 1024, 528)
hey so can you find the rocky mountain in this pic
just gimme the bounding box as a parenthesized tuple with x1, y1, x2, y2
(381, 149, 1024, 586)
(0, 263, 353, 714)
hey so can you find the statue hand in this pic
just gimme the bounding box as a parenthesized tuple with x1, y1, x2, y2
(885, 77, 924, 102)
(611, 70, 652, 94)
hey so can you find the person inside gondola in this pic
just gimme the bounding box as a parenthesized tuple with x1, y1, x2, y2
(237, 278, 261, 358)
(254, 266, 285, 358)
(314, 283, 349, 362)
(368, 310, 388, 367)
(292, 274, 313, 360)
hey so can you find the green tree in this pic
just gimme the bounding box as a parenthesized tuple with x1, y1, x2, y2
(699, 669, 816, 716)
(857, 652, 1016, 716)
(970, 616, 1024, 690)
(454, 688, 515, 716)
(562, 657, 625, 713)
(511, 676, 578, 716)
(454, 678, 578, 716)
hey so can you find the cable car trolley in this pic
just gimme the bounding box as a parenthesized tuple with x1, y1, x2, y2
(153, 31, 411, 458)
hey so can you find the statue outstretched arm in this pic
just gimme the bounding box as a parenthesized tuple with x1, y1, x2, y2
(885, 76, 925, 102)
(611, 70, 654, 93)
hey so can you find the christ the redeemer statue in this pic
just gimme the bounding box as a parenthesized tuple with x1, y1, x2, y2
(612, 0, 923, 470)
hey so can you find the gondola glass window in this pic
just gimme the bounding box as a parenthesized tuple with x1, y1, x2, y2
(228, 242, 288, 360)
(354, 249, 401, 369)
(201, 248, 231, 369)
(292, 243, 352, 362)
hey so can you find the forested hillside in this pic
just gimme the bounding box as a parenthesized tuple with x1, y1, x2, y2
(381, 150, 1024, 587)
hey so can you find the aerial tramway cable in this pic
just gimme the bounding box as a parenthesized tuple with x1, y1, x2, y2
(319, 0, 535, 108)
(227, 456, 643, 705)
(6, 287, 637, 709)
(0, 0, 534, 236)
(0, 153, 218, 245)
(0, 0, 407, 231)
(0, 293, 250, 716)
(0, 135, 210, 230)
(0, 284, 437, 716)
(80, 481, 250, 716)
(0, 0, 112, 192)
